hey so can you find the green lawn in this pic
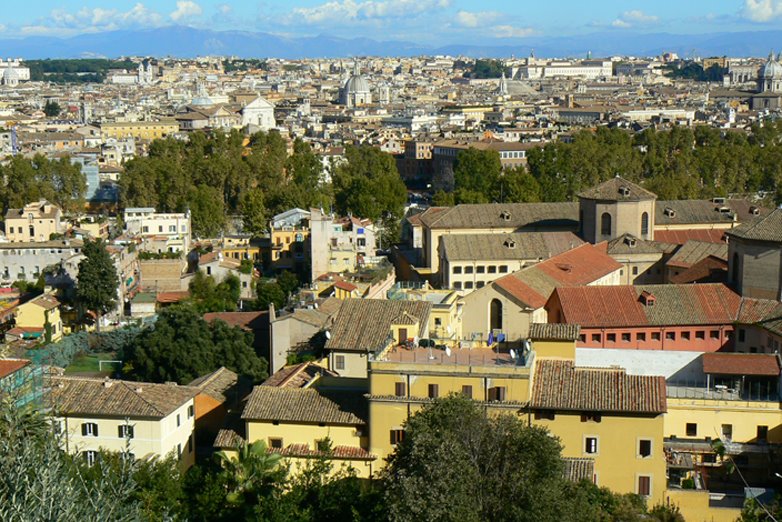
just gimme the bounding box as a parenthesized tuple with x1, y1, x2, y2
(65, 352, 120, 376)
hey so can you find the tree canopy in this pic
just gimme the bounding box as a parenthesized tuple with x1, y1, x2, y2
(0, 154, 86, 213)
(76, 239, 120, 329)
(188, 272, 241, 313)
(122, 305, 267, 384)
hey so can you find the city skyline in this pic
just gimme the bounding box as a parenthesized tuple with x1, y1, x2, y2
(2, 0, 780, 45)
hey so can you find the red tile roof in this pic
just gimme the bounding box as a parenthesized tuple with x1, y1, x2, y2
(702, 353, 780, 377)
(334, 280, 358, 292)
(203, 311, 267, 331)
(531, 360, 667, 414)
(668, 256, 727, 284)
(653, 229, 726, 245)
(553, 283, 741, 328)
(0, 359, 30, 379)
(155, 291, 190, 304)
(270, 443, 375, 461)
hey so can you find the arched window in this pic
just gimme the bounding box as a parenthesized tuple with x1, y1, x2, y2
(731, 252, 740, 284)
(641, 212, 649, 236)
(600, 212, 612, 236)
(490, 299, 503, 331)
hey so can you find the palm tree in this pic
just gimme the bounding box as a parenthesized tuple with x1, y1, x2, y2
(217, 440, 285, 508)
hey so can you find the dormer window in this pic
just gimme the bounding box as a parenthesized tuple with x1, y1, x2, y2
(625, 237, 637, 247)
(500, 210, 511, 221)
(503, 238, 516, 249)
(663, 207, 676, 218)
(717, 206, 731, 214)
(749, 206, 760, 215)
(640, 290, 655, 306)
(619, 187, 631, 196)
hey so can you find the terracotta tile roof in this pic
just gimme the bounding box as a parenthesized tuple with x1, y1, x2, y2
(27, 294, 60, 311)
(334, 280, 358, 292)
(0, 359, 30, 379)
(417, 201, 578, 230)
(188, 367, 239, 402)
(530, 360, 667, 414)
(726, 209, 782, 243)
(156, 291, 190, 304)
(563, 457, 595, 483)
(738, 298, 782, 337)
(214, 427, 245, 449)
(577, 176, 656, 201)
(441, 232, 583, 262)
(667, 241, 728, 269)
(270, 443, 376, 461)
(325, 299, 432, 353)
(529, 323, 581, 342)
(262, 362, 337, 388)
(702, 353, 780, 377)
(653, 229, 726, 245)
(203, 311, 267, 331)
(241, 387, 367, 425)
(50, 376, 199, 418)
(668, 256, 727, 285)
(553, 283, 741, 328)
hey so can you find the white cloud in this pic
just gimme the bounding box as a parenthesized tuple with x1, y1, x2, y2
(290, 0, 450, 25)
(611, 9, 658, 28)
(217, 4, 232, 15)
(743, 0, 782, 21)
(494, 25, 535, 38)
(455, 10, 501, 28)
(22, 3, 164, 36)
(170, 1, 203, 22)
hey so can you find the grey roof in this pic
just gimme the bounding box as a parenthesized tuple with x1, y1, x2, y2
(417, 202, 578, 230)
(667, 241, 728, 268)
(50, 376, 199, 419)
(325, 299, 432, 353)
(241, 386, 367, 425)
(529, 323, 581, 342)
(656, 199, 768, 226)
(187, 367, 239, 403)
(725, 209, 782, 243)
(441, 231, 583, 262)
(606, 234, 677, 255)
(577, 176, 657, 201)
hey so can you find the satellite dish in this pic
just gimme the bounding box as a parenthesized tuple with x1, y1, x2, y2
(445, 346, 452, 357)
(510, 349, 517, 359)
(325, 330, 331, 339)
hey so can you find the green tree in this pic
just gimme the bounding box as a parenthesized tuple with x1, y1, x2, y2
(383, 395, 570, 522)
(255, 280, 286, 311)
(240, 187, 268, 237)
(189, 272, 241, 313)
(76, 239, 120, 332)
(217, 440, 285, 517)
(453, 148, 502, 203)
(43, 100, 61, 117)
(188, 184, 226, 237)
(123, 305, 267, 384)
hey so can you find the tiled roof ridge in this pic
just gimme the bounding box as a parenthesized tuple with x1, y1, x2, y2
(118, 380, 167, 416)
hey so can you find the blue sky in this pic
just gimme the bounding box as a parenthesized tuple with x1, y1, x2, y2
(1, 1, 780, 43)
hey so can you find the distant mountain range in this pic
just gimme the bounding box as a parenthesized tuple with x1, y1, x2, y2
(1, 26, 781, 59)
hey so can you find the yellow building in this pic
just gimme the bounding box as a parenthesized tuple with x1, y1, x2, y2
(99, 121, 180, 141)
(12, 293, 63, 342)
(49, 376, 199, 470)
(386, 284, 463, 344)
(4, 200, 65, 243)
(268, 225, 310, 275)
(240, 386, 376, 477)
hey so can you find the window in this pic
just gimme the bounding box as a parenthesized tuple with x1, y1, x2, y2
(638, 476, 651, 497)
(686, 423, 697, 436)
(176, 414, 181, 427)
(395, 382, 406, 397)
(600, 212, 612, 236)
(84, 450, 98, 467)
(390, 429, 405, 445)
(488, 266, 497, 274)
(638, 439, 652, 458)
(188, 405, 194, 418)
(695, 331, 705, 340)
(335, 355, 345, 370)
(591, 333, 601, 343)
(621, 333, 631, 342)
(585, 437, 598, 454)
(710, 330, 720, 340)
(641, 212, 650, 236)
(606, 333, 616, 343)
(582, 413, 602, 423)
(453, 266, 462, 274)
(118, 425, 134, 439)
(682, 331, 690, 341)
(169, 225, 176, 232)
(632, 266, 638, 276)
(461, 385, 473, 398)
(758, 425, 769, 442)
(738, 329, 746, 343)
(158, 225, 163, 233)
(490, 299, 503, 331)
(464, 281, 473, 289)
(535, 411, 555, 421)
(499, 265, 508, 273)
(722, 424, 733, 441)
(177, 443, 182, 459)
(476, 266, 485, 274)
(82, 422, 98, 437)
(651, 332, 661, 341)
(488, 386, 506, 402)
(579, 334, 586, 343)
(269, 438, 283, 449)
(188, 434, 193, 453)
(428, 384, 439, 399)
(464, 266, 474, 274)
(665, 331, 676, 341)
(636, 332, 646, 342)
(453, 282, 462, 290)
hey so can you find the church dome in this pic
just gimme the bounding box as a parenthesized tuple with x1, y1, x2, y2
(344, 74, 370, 94)
(3, 67, 19, 81)
(761, 52, 782, 79)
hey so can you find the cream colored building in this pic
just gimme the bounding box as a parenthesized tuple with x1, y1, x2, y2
(50, 376, 199, 469)
(100, 121, 179, 141)
(4, 200, 65, 243)
(123, 207, 191, 253)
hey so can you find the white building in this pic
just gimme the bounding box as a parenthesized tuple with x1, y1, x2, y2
(0, 59, 30, 85)
(309, 208, 377, 280)
(241, 96, 276, 130)
(123, 208, 191, 253)
(512, 57, 612, 80)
